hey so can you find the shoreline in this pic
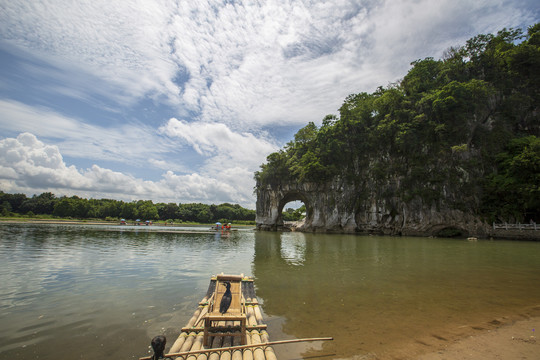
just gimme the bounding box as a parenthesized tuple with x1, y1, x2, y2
(417, 314, 539, 360)
(267, 307, 540, 360)
(384, 305, 540, 360)
(303, 305, 540, 360)
(1, 219, 538, 240)
(0, 218, 255, 227)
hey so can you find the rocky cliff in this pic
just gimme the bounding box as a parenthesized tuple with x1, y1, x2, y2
(256, 176, 490, 237)
(255, 25, 539, 236)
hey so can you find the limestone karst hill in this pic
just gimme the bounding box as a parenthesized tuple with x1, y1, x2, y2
(255, 24, 540, 237)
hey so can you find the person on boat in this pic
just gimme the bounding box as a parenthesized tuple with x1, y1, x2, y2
(226, 223, 231, 230)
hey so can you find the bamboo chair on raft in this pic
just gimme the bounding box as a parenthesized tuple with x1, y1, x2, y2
(203, 274, 247, 346)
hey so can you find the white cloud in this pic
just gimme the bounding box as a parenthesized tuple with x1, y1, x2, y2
(164, 0, 538, 129)
(0, 133, 258, 207)
(0, 133, 91, 189)
(0, 101, 276, 206)
(2, 0, 536, 130)
(160, 118, 277, 166)
(0, 0, 181, 104)
(0, 99, 179, 167)
(159, 118, 279, 204)
(366, 0, 535, 67)
(161, 171, 244, 204)
(0, 0, 537, 208)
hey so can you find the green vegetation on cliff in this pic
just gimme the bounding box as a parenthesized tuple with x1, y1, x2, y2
(255, 24, 540, 223)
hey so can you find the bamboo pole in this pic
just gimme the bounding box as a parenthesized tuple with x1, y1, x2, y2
(187, 306, 203, 328)
(208, 334, 223, 360)
(195, 354, 208, 360)
(246, 306, 257, 327)
(259, 331, 276, 360)
(251, 302, 264, 325)
(250, 330, 265, 360)
(196, 346, 208, 360)
(242, 331, 253, 360)
(185, 333, 204, 360)
(231, 333, 243, 360)
(244, 281, 256, 301)
(140, 337, 333, 360)
(171, 294, 209, 355)
(169, 332, 188, 354)
(219, 334, 232, 360)
(196, 353, 208, 360)
(179, 332, 197, 353)
(194, 303, 211, 328)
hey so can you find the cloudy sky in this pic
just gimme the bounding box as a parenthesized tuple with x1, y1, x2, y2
(0, 0, 538, 209)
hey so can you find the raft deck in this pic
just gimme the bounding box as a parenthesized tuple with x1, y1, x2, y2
(163, 274, 278, 360)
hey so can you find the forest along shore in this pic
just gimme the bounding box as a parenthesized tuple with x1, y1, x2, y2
(1, 219, 538, 240)
(0, 218, 113, 225)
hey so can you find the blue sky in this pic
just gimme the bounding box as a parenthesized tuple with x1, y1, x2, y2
(0, 0, 538, 209)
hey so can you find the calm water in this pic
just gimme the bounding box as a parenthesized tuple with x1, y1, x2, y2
(1, 223, 539, 359)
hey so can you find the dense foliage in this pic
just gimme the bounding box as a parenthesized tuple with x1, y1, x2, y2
(282, 205, 306, 221)
(0, 191, 256, 223)
(255, 24, 540, 223)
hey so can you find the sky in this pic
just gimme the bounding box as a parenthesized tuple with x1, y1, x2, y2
(0, 0, 538, 209)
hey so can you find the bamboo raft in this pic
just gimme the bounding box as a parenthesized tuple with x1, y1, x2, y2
(140, 274, 331, 360)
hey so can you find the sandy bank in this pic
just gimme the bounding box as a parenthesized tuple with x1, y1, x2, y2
(417, 315, 538, 360)
(332, 306, 540, 360)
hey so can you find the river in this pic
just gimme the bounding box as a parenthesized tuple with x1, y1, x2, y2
(0, 223, 539, 359)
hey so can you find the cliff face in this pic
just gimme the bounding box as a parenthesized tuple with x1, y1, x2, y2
(255, 26, 540, 235)
(256, 176, 490, 237)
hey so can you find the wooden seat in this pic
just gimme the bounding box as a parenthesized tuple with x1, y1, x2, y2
(203, 274, 247, 346)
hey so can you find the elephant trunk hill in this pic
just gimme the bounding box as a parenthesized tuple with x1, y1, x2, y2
(255, 24, 540, 238)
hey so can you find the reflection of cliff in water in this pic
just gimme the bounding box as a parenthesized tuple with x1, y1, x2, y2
(252, 231, 376, 357)
(253, 231, 367, 328)
(252, 232, 540, 359)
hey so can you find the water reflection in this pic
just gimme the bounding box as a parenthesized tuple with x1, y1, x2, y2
(252, 232, 540, 359)
(0, 224, 255, 360)
(1, 224, 539, 360)
(280, 232, 307, 266)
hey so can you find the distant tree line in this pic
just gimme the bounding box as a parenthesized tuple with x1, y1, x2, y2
(281, 205, 306, 221)
(0, 191, 256, 223)
(255, 24, 540, 223)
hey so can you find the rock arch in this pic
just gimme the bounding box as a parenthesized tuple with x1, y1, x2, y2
(255, 184, 312, 231)
(276, 191, 312, 229)
(255, 180, 358, 232)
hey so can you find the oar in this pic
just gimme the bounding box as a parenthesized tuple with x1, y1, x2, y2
(139, 337, 333, 360)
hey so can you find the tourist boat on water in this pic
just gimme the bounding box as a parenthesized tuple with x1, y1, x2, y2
(140, 273, 331, 360)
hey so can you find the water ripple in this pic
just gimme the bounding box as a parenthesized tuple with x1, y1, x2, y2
(2, 223, 539, 360)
